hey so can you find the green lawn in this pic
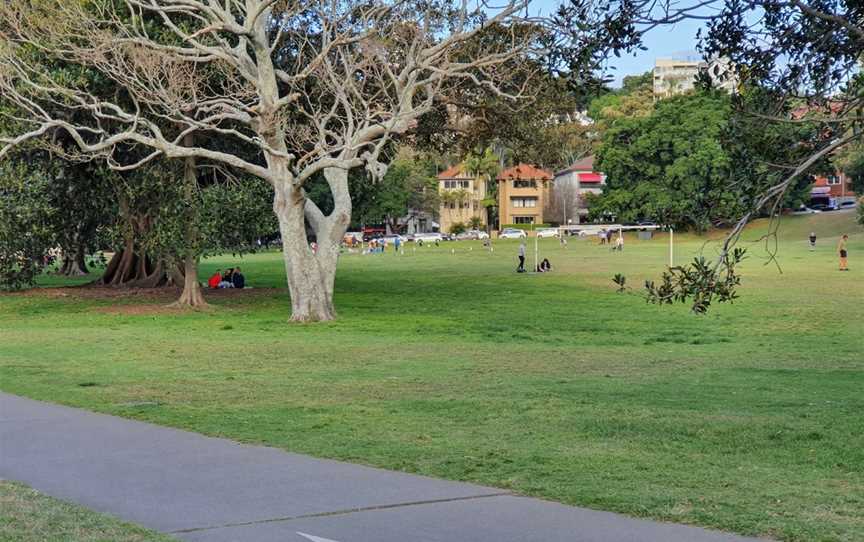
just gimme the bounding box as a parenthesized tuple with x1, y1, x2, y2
(1, 212, 862, 542)
(0, 481, 175, 542)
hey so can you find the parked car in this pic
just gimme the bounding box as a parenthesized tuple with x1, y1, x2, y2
(381, 234, 407, 245)
(499, 228, 527, 239)
(456, 229, 491, 240)
(837, 200, 858, 210)
(413, 232, 444, 243)
(792, 206, 821, 215)
(636, 220, 659, 230)
(536, 228, 560, 238)
(810, 203, 837, 212)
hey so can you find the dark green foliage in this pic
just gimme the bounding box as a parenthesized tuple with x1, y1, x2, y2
(0, 164, 55, 290)
(449, 221, 467, 235)
(126, 161, 276, 262)
(592, 92, 735, 230)
(306, 154, 439, 231)
(645, 248, 746, 313)
(592, 91, 823, 230)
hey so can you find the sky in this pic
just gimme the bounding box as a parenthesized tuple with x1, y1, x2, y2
(529, 0, 709, 87)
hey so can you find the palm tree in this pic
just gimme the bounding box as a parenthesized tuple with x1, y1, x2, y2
(464, 147, 500, 232)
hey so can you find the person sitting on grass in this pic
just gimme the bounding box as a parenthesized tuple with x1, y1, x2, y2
(208, 269, 222, 289)
(218, 269, 234, 288)
(232, 267, 245, 289)
(539, 258, 552, 272)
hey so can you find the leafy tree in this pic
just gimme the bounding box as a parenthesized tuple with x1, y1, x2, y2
(834, 142, 864, 195)
(587, 71, 654, 129)
(464, 147, 501, 229)
(450, 222, 467, 235)
(0, 161, 55, 290)
(0, 0, 542, 321)
(592, 90, 823, 231)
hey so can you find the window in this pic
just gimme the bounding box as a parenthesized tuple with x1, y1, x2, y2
(511, 197, 538, 208)
(827, 175, 841, 185)
(513, 216, 535, 224)
(513, 179, 537, 189)
(443, 180, 470, 189)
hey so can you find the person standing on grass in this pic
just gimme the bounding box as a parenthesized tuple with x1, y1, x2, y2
(394, 236, 401, 254)
(517, 241, 526, 272)
(809, 231, 816, 251)
(614, 234, 624, 252)
(838, 234, 849, 271)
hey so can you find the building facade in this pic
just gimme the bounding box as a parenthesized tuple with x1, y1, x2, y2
(552, 155, 606, 223)
(437, 164, 487, 233)
(653, 57, 737, 98)
(496, 164, 553, 226)
(810, 171, 857, 205)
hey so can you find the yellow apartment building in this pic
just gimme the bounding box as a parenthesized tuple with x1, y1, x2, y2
(437, 164, 488, 233)
(496, 164, 553, 226)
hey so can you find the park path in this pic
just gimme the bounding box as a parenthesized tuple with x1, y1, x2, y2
(0, 392, 768, 542)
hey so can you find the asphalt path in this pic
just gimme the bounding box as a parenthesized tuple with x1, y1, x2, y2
(0, 393, 768, 542)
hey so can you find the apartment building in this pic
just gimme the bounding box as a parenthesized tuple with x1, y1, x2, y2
(552, 155, 606, 223)
(496, 164, 553, 226)
(437, 164, 487, 233)
(653, 57, 737, 98)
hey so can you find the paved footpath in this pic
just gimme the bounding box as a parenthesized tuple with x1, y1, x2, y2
(0, 393, 768, 542)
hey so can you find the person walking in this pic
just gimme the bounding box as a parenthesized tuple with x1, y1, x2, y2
(517, 241, 526, 273)
(838, 234, 849, 271)
(809, 231, 816, 251)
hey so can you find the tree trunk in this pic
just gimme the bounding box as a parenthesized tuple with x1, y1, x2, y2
(170, 254, 207, 308)
(170, 134, 208, 308)
(274, 182, 335, 322)
(273, 167, 351, 322)
(96, 195, 169, 288)
(58, 242, 88, 276)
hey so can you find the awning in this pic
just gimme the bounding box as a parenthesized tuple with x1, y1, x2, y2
(810, 186, 831, 195)
(579, 173, 603, 183)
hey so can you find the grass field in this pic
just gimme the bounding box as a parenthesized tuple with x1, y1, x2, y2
(0, 481, 173, 542)
(1, 211, 862, 542)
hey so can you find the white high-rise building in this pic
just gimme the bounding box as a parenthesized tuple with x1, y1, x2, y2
(653, 57, 737, 98)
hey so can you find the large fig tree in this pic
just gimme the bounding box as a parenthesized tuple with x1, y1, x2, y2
(0, 0, 539, 321)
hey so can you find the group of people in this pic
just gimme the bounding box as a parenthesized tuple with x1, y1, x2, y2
(207, 267, 246, 289)
(809, 232, 851, 271)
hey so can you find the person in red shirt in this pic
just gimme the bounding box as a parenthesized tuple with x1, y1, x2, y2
(208, 269, 222, 289)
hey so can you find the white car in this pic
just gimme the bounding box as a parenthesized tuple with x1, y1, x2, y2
(413, 232, 443, 243)
(536, 228, 559, 238)
(381, 234, 406, 245)
(499, 228, 527, 239)
(792, 206, 821, 215)
(467, 229, 490, 240)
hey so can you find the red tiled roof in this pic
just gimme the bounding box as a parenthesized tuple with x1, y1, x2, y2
(437, 164, 472, 180)
(496, 163, 552, 181)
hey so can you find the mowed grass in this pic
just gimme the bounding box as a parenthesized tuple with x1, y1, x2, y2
(1, 212, 862, 542)
(0, 481, 175, 542)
